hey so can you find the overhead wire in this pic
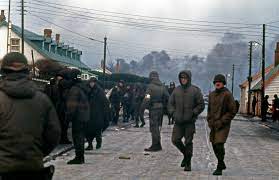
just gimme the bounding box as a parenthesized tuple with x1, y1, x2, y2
(27, 12, 104, 43)
(25, 1, 261, 31)
(10, 0, 275, 67)
(23, 4, 264, 38)
(29, 0, 261, 26)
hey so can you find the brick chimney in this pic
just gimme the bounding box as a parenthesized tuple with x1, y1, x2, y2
(0, 10, 6, 22)
(44, 29, 52, 38)
(55, 34, 60, 43)
(275, 42, 279, 67)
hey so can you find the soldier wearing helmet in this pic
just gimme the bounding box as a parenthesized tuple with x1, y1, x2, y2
(142, 71, 169, 152)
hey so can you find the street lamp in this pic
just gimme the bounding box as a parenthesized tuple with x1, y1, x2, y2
(247, 41, 262, 115)
(225, 73, 231, 90)
(226, 73, 231, 81)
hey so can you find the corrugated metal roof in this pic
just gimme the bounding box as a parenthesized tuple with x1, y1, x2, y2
(251, 65, 279, 91)
(0, 21, 90, 70)
(240, 64, 274, 88)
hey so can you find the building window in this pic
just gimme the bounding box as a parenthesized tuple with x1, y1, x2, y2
(10, 38, 20, 52)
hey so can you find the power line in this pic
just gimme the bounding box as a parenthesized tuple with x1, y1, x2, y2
(266, 19, 279, 25)
(25, 1, 261, 31)
(22, 13, 262, 58)
(28, 12, 104, 43)
(23, 3, 264, 37)
(106, 45, 113, 62)
(28, 0, 261, 26)
(267, 24, 279, 30)
(23, 12, 228, 39)
(26, 9, 263, 38)
(17, 12, 214, 56)
(21, 14, 272, 62)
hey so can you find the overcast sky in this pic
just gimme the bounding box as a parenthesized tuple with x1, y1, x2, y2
(1, 0, 279, 67)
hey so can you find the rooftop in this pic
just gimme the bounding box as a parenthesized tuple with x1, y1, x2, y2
(239, 64, 274, 88)
(251, 65, 279, 91)
(0, 21, 90, 70)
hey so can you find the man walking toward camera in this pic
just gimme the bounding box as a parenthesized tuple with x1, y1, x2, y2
(207, 74, 237, 176)
(168, 70, 205, 171)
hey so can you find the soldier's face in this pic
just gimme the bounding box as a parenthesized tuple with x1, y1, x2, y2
(56, 76, 63, 84)
(214, 82, 224, 89)
(180, 77, 188, 85)
(57, 76, 63, 81)
(90, 82, 95, 88)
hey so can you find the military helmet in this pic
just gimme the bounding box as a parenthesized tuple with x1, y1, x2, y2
(56, 68, 72, 80)
(69, 68, 81, 79)
(1, 52, 29, 72)
(89, 77, 98, 82)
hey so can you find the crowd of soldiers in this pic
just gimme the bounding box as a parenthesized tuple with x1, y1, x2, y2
(0, 52, 238, 179)
(108, 80, 146, 127)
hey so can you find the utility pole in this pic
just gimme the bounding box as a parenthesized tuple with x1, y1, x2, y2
(103, 37, 107, 87)
(21, 0, 24, 54)
(31, 50, 35, 77)
(247, 41, 253, 114)
(232, 64, 235, 96)
(261, 24, 266, 121)
(6, 0, 11, 53)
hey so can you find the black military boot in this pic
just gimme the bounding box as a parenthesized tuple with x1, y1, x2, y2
(140, 122, 145, 128)
(96, 141, 102, 150)
(180, 156, 186, 167)
(184, 157, 191, 171)
(213, 160, 226, 175)
(213, 168, 222, 176)
(212, 143, 226, 175)
(85, 143, 93, 151)
(134, 124, 139, 128)
(144, 144, 162, 152)
(67, 156, 85, 165)
(218, 160, 226, 170)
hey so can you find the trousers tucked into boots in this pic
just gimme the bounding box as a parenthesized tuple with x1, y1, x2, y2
(212, 143, 226, 174)
(172, 123, 195, 155)
(172, 123, 195, 170)
(212, 143, 225, 164)
(149, 108, 163, 147)
(72, 120, 85, 160)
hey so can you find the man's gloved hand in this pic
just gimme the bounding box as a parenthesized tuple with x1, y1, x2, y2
(214, 121, 223, 130)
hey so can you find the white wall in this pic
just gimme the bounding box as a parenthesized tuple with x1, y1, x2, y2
(0, 25, 45, 63)
(265, 74, 279, 102)
(0, 25, 8, 58)
(239, 77, 262, 113)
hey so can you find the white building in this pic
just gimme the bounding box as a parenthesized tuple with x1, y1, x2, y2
(0, 10, 93, 78)
(239, 65, 274, 114)
(239, 42, 279, 116)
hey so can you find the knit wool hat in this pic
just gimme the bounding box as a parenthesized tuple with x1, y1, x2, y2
(1, 52, 29, 72)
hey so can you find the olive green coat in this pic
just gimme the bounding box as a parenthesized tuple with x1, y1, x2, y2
(0, 74, 61, 173)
